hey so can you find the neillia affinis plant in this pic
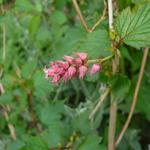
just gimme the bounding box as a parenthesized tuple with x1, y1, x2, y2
(0, 0, 150, 150)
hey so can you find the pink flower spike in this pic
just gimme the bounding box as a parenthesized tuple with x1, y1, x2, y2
(90, 64, 100, 75)
(76, 52, 88, 61)
(79, 65, 88, 79)
(64, 55, 74, 64)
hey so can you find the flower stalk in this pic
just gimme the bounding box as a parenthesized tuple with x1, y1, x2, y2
(87, 55, 114, 64)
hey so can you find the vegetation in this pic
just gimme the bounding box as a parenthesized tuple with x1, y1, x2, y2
(0, 0, 150, 150)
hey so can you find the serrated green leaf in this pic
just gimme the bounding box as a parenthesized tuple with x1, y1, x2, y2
(38, 102, 65, 126)
(117, 129, 142, 150)
(71, 111, 91, 135)
(115, 4, 150, 48)
(33, 71, 53, 99)
(22, 135, 48, 150)
(110, 74, 131, 101)
(41, 122, 66, 148)
(77, 134, 105, 150)
(51, 28, 112, 60)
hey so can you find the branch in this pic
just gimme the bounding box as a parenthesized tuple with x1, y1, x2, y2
(72, 0, 107, 33)
(108, 56, 118, 150)
(72, 0, 91, 32)
(0, 83, 17, 140)
(108, 94, 117, 150)
(107, 0, 117, 150)
(115, 48, 149, 146)
(89, 87, 110, 120)
(108, 0, 113, 30)
(91, 0, 107, 31)
(0, 19, 16, 140)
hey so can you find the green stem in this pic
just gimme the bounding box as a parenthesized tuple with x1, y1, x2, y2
(87, 55, 114, 64)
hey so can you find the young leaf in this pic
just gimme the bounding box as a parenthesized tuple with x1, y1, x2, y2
(115, 3, 150, 48)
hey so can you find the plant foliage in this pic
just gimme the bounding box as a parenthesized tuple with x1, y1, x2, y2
(0, 0, 150, 150)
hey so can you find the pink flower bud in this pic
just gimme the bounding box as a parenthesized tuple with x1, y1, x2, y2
(51, 63, 60, 72)
(76, 52, 88, 61)
(79, 65, 88, 79)
(51, 75, 61, 84)
(63, 72, 69, 82)
(64, 55, 74, 64)
(68, 66, 76, 78)
(55, 61, 68, 69)
(44, 68, 54, 79)
(74, 58, 82, 67)
(90, 64, 100, 75)
(58, 68, 65, 76)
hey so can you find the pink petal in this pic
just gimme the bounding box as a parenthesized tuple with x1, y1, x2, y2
(90, 64, 100, 75)
(79, 65, 88, 79)
(76, 52, 88, 61)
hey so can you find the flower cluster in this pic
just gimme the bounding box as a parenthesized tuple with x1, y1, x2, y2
(44, 52, 100, 84)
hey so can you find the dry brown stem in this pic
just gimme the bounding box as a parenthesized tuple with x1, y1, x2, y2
(72, 0, 107, 32)
(115, 48, 149, 146)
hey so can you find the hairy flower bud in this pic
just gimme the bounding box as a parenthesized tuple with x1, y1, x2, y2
(68, 66, 76, 78)
(51, 75, 61, 84)
(44, 68, 54, 79)
(90, 64, 100, 75)
(76, 52, 88, 61)
(79, 65, 88, 79)
(64, 55, 74, 64)
(74, 58, 82, 67)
